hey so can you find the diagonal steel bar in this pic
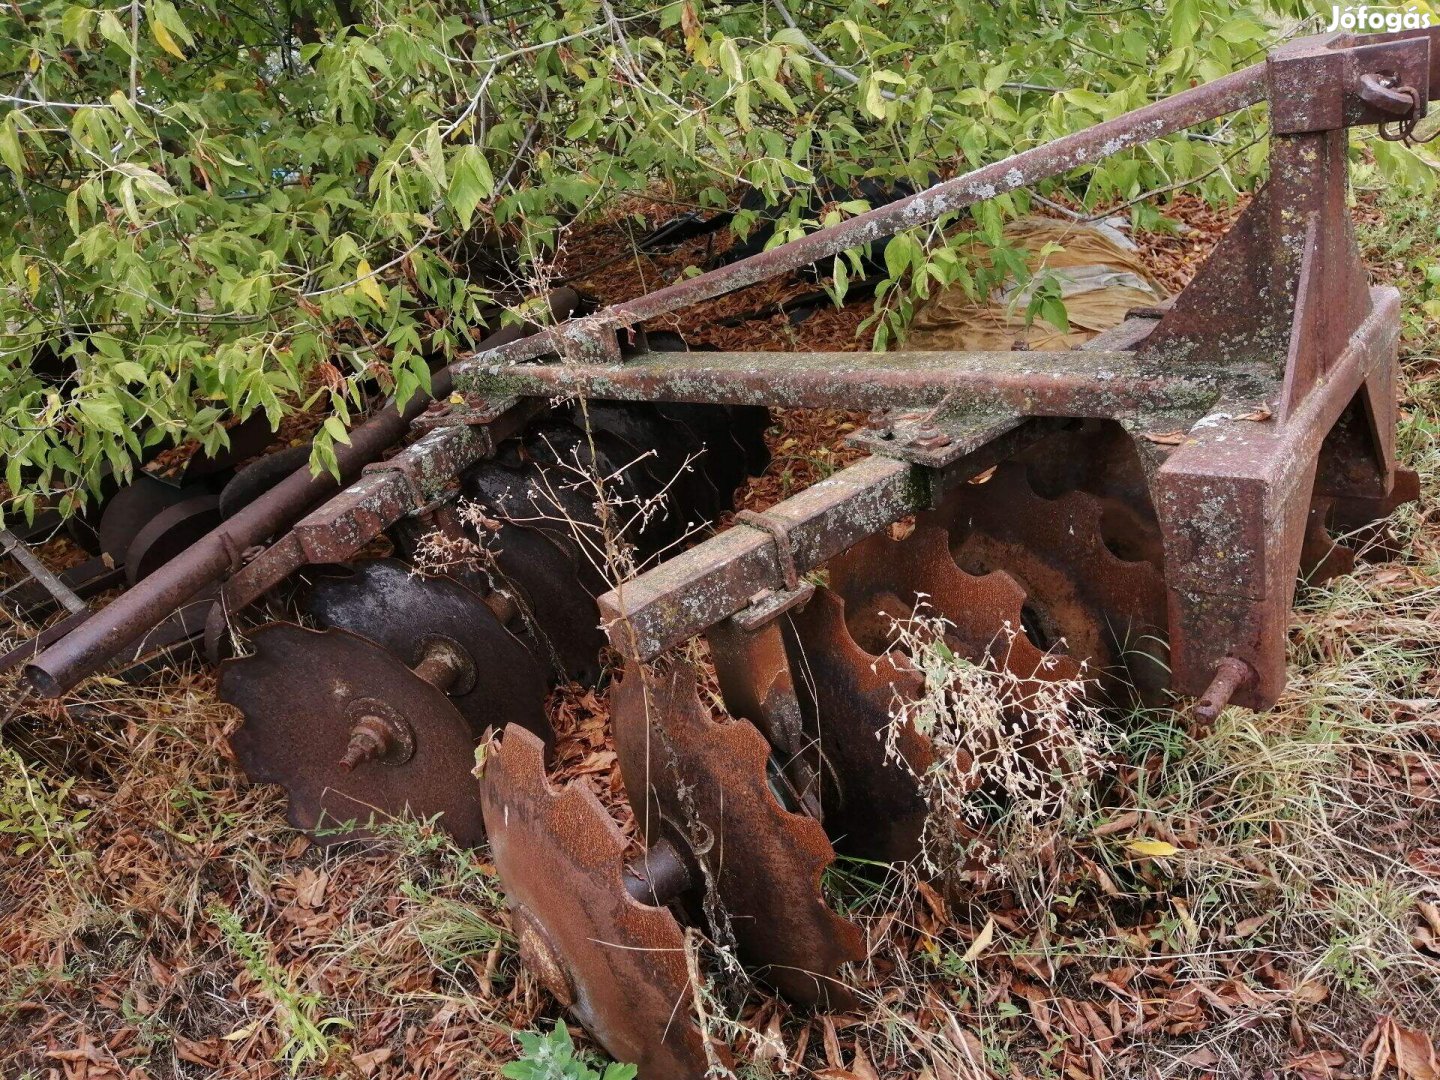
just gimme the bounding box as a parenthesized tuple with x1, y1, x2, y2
(450, 65, 1268, 373)
(1, 529, 87, 616)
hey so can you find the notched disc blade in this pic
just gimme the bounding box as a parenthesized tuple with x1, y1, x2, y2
(829, 524, 1074, 683)
(219, 623, 485, 846)
(306, 559, 550, 746)
(784, 588, 932, 864)
(481, 726, 719, 1080)
(929, 464, 1170, 700)
(612, 661, 865, 1009)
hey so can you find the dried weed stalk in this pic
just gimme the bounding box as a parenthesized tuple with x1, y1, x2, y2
(881, 601, 1112, 886)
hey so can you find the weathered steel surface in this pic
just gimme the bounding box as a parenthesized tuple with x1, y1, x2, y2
(480, 725, 721, 1080)
(783, 588, 932, 863)
(706, 616, 821, 817)
(927, 465, 1171, 702)
(1268, 31, 1434, 133)
(219, 623, 486, 845)
(122, 494, 224, 585)
(829, 522, 1076, 683)
(26, 291, 581, 697)
(612, 661, 865, 1008)
(1154, 288, 1401, 707)
(462, 348, 1275, 425)
(451, 65, 1268, 376)
(601, 454, 924, 662)
(305, 559, 550, 747)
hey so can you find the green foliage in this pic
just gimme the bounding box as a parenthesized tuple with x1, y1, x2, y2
(207, 902, 353, 1074)
(501, 1020, 638, 1080)
(1, 0, 1431, 517)
(0, 746, 91, 862)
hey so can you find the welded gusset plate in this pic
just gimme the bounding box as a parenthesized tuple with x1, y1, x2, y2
(219, 624, 486, 846)
(612, 661, 866, 1009)
(481, 725, 721, 1080)
(927, 464, 1170, 700)
(784, 587, 933, 864)
(305, 559, 550, 746)
(828, 523, 1077, 684)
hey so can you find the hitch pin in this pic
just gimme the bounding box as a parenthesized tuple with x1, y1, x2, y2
(1193, 656, 1255, 727)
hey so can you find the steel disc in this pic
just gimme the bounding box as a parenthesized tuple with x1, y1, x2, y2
(829, 524, 1080, 684)
(498, 525, 606, 683)
(481, 725, 721, 1079)
(219, 623, 486, 845)
(928, 464, 1170, 702)
(305, 559, 550, 746)
(97, 475, 195, 562)
(123, 494, 224, 585)
(219, 443, 312, 519)
(612, 660, 865, 1008)
(783, 588, 933, 864)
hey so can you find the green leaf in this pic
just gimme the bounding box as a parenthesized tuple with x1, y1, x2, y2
(448, 145, 495, 228)
(0, 117, 25, 176)
(97, 10, 133, 54)
(323, 415, 352, 446)
(113, 162, 178, 206)
(60, 5, 95, 45)
(982, 63, 1011, 93)
(1063, 88, 1108, 116)
(1040, 294, 1069, 333)
(863, 78, 887, 120)
(718, 38, 743, 82)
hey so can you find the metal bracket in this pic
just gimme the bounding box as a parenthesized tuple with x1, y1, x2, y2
(734, 509, 802, 591)
(1268, 32, 1433, 134)
(411, 393, 520, 431)
(848, 411, 1025, 468)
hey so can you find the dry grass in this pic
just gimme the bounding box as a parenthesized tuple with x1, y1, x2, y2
(2, 181, 1439, 1079)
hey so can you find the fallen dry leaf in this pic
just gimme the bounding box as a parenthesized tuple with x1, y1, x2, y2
(1287, 1048, 1346, 1078)
(962, 917, 996, 963)
(353, 1047, 394, 1075)
(1366, 1017, 1440, 1080)
(295, 867, 328, 908)
(1141, 429, 1188, 445)
(1235, 404, 1273, 422)
(1125, 838, 1180, 858)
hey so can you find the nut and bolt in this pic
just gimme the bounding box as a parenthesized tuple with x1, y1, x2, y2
(338, 714, 398, 771)
(910, 423, 953, 450)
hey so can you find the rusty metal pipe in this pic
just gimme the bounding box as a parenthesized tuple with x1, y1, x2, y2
(451, 63, 1268, 376)
(26, 289, 581, 698)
